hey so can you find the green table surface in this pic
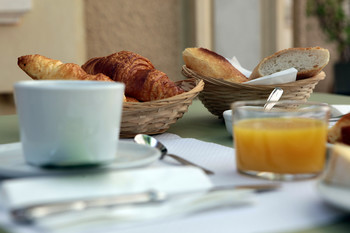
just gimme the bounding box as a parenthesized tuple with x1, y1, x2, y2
(1, 92, 350, 232)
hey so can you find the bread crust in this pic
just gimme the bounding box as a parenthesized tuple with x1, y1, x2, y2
(182, 47, 248, 83)
(249, 47, 330, 80)
(328, 113, 350, 144)
(125, 96, 139, 102)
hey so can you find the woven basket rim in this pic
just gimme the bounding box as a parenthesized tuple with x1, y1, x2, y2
(120, 78, 204, 137)
(122, 78, 204, 109)
(182, 65, 325, 90)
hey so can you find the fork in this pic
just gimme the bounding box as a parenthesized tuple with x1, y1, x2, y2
(329, 114, 348, 122)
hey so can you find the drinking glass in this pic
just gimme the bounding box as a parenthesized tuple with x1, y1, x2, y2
(232, 100, 330, 180)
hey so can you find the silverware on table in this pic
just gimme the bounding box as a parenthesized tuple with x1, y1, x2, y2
(134, 134, 214, 175)
(11, 183, 280, 223)
(263, 87, 284, 111)
(329, 114, 348, 122)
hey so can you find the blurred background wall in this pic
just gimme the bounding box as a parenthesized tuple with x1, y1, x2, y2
(0, 0, 341, 114)
(293, 0, 338, 93)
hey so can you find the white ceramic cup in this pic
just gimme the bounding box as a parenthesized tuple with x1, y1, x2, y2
(14, 80, 125, 167)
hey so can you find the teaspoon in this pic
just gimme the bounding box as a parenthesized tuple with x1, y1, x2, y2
(263, 87, 283, 110)
(134, 134, 214, 175)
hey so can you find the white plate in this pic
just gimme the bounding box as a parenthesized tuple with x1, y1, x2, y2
(317, 181, 350, 211)
(0, 141, 161, 178)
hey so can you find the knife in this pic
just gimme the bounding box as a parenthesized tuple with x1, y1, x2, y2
(11, 183, 280, 223)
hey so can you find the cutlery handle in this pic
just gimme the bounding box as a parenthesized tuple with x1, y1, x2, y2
(11, 190, 167, 223)
(166, 154, 214, 175)
(263, 87, 283, 111)
(10, 184, 279, 223)
(329, 114, 345, 121)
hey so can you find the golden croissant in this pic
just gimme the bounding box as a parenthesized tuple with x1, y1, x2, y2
(82, 51, 184, 101)
(17, 54, 128, 102)
(17, 54, 113, 82)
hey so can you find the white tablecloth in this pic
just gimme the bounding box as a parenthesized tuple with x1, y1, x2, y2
(1, 105, 350, 233)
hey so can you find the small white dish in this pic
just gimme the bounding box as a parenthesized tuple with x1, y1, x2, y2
(0, 141, 161, 178)
(223, 109, 233, 136)
(317, 180, 350, 212)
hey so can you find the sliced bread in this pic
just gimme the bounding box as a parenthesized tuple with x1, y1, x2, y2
(323, 143, 350, 187)
(249, 47, 330, 80)
(182, 47, 248, 83)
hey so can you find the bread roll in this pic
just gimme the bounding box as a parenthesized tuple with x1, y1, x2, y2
(249, 47, 330, 80)
(182, 47, 248, 83)
(328, 113, 350, 145)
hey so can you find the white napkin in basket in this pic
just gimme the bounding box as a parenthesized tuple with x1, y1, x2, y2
(228, 56, 297, 85)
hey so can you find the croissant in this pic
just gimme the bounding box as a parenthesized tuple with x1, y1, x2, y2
(18, 54, 128, 102)
(17, 54, 113, 82)
(82, 51, 184, 101)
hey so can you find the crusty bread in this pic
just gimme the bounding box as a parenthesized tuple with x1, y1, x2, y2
(328, 113, 350, 145)
(182, 47, 248, 83)
(323, 143, 350, 187)
(249, 47, 330, 80)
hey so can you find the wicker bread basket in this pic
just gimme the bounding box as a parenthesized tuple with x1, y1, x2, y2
(120, 78, 204, 138)
(182, 65, 325, 118)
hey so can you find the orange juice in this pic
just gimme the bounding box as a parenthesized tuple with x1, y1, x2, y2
(234, 117, 327, 174)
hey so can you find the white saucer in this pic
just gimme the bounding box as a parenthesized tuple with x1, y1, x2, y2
(317, 181, 350, 212)
(0, 141, 161, 178)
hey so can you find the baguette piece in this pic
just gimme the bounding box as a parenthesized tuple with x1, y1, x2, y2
(328, 113, 350, 145)
(249, 47, 330, 80)
(18, 54, 113, 82)
(182, 47, 248, 83)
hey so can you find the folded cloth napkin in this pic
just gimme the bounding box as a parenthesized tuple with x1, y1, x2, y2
(1, 167, 212, 209)
(330, 105, 350, 117)
(0, 166, 253, 232)
(34, 189, 252, 233)
(329, 105, 345, 117)
(228, 56, 297, 85)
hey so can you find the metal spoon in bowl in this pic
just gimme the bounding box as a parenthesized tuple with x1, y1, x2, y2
(134, 134, 214, 175)
(263, 87, 284, 110)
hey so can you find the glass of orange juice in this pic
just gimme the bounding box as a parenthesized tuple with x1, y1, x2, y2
(232, 100, 330, 181)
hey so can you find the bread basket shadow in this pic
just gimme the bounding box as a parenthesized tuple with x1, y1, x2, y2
(182, 65, 325, 118)
(120, 78, 204, 138)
